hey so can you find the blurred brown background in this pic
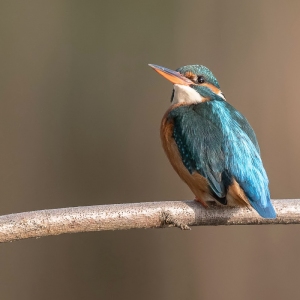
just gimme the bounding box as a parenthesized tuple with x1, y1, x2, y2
(0, 1, 300, 299)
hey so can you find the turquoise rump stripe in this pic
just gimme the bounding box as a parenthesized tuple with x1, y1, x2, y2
(168, 99, 276, 218)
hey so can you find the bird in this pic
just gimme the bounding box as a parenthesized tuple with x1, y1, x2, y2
(149, 63, 276, 219)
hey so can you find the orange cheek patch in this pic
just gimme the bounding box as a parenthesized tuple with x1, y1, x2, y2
(202, 83, 221, 94)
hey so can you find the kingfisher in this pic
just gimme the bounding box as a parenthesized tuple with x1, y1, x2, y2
(149, 64, 276, 219)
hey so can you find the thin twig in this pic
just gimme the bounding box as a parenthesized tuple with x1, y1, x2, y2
(0, 199, 299, 243)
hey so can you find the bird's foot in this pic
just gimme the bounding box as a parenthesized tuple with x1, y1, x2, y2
(194, 197, 209, 208)
(246, 205, 252, 212)
(160, 211, 191, 230)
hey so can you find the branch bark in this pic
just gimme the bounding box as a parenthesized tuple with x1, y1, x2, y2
(0, 199, 299, 243)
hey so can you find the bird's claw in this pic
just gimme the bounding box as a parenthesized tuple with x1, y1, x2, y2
(160, 211, 191, 230)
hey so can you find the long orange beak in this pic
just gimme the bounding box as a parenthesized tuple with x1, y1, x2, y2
(148, 64, 193, 85)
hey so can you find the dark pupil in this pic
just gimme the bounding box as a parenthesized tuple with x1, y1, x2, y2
(197, 76, 205, 84)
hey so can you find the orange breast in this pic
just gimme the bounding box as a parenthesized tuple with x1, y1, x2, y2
(160, 106, 213, 207)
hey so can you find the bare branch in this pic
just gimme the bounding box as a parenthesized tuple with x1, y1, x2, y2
(0, 199, 299, 243)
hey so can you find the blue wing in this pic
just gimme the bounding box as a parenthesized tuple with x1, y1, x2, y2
(169, 101, 276, 219)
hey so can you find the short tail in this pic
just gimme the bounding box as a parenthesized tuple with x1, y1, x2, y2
(250, 200, 277, 219)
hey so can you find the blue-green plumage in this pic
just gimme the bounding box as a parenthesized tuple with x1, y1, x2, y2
(149, 63, 277, 219)
(169, 99, 276, 218)
(177, 65, 220, 88)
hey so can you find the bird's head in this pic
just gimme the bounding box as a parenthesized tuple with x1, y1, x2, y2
(149, 64, 225, 104)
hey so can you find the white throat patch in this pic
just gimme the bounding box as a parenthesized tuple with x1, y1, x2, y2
(172, 84, 205, 105)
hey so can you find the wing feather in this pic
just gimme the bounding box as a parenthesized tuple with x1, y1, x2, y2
(168, 101, 276, 218)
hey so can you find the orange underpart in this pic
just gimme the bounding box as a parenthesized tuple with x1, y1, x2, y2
(160, 104, 213, 206)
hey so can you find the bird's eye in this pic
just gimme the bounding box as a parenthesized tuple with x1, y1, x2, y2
(197, 76, 205, 84)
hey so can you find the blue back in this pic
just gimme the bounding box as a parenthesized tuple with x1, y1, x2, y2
(169, 100, 276, 218)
